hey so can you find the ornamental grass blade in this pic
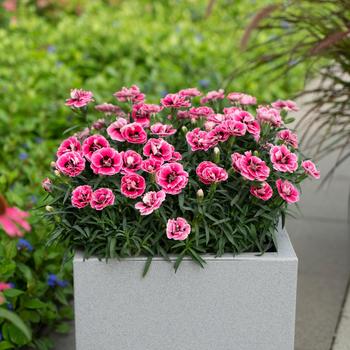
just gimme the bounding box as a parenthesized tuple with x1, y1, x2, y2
(0, 308, 32, 342)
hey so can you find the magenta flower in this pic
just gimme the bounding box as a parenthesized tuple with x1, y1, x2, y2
(135, 190, 166, 215)
(90, 188, 115, 210)
(82, 135, 110, 160)
(121, 173, 146, 199)
(120, 123, 147, 144)
(196, 161, 228, 185)
(200, 89, 225, 104)
(169, 151, 182, 162)
(276, 179, 299, 203)
(42, 177, 52, 192)
(206, 125, 230, 147)
(166, 217, 191, 241)
(95, 103, 122, 115)
(230, 110, 261, 137)
(231, 152, 244, 172)
(250, 182, 273, 201)
(227, 92, 257, 105)
(186, 128, 210, 151)
(113, 85, 145, 104)
(56, 151, 85, 177)
(220, 119, 247, 137)
(132, 103, 162, 127)
(90, 147, 123, 175)
(107, 118, 128, 142)
(277, 129, 298, 149)
(302, 160, 320, 179)
(233, 151, 270, 181)
(121, 150, 143, 173)
(0, 282, 12, 292)
(71, 185, 93, 208)
(161, 93, 191, 109)
(150, 123, 177, 137)
(223, 106, 240, 115)
(91, 119, 106, 130)
(156, 162, 189, 195)
(177, 110, 191, 120)
(270, 145, 298, 173)
(256, 106, 282, 127)
(178, 88, 201, 98)
(56, 136, 81, 157)
(65, 89, 94, 108)
(271, 100, 299, 112)
(141, 158, 164, 174)
(189, 106, 214, 120)
(143, 138, 174, 161)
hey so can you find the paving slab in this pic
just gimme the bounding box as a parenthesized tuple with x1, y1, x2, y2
(333, 284, 350, 350)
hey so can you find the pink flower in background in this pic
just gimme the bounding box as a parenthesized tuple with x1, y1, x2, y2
(166, 217, 191, 241)
(82, 135, 110, 160)
(189, 106, 214, 119)
(56, 151, 85, 177)
(65, 89, 94, 108)
(207, 113, 226, 125)
(107, 118, 128, 142)
(90, 188, 115, 210)
(0, 195, 31, 238)
(270, 145, 298, 173)
(227, 92, 257, 105)
(90, 147, 122, 175)
(132, 103, 162, 127)
(161, 93, 191, 108)
(231, 152, 243, 172)
(143, 138, 174, 161)
(113, 85, 145, 104)
(177, 110, 190, 120)
(272, 100, 299, 112)
(302, 160, 320, 179)
(150, 123, 177, 137)
(276, 179, 299, 203)
(170, 151, 182, 162)
(196, 161, 228, 185)
(42, 178, 52, 192)
(235, 151, 270, 181)
(74, 127, 90, 142)
(277, 129, 298, 149)
(204, 121, 217, 131)
(95, 103, 122, 115)
(206, 125, 230, 146)
(250, 182, 273, 201)
(91, 119, 106, 130)
(256, 106, 282, 127)
(223, 106, 240, 115)
(186, 128, 210, 151)
(178, 88, 201, 98)
(0, 282, 12, 291)
(141, 158, 163, 173)
(71, 185, 93, 208)
(200, 89, 225, 104)
(220, 119, 247, 137)
(120, 123, 147, 144)
(135, 190, 166, 215)
(121, 150, 143, 173)
(156, 162, 189, 195)
(121, 173, 146, 199)
(56, 136, 81, 157)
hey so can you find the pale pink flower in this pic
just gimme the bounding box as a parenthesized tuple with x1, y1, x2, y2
(161, 93, 191, 108)
(121, 173, 146, 199)
(156, 162, 189, 195)
(270, 145, 298, 173)
(276, 179, 299, 203)
(150, 123, 177, 137)
(135, 190, 166, 215)
(220, 119, 247, 137)
(223, 106, 240, 115)
(42, 178, 52, 192)
(90, 147, 123, 175)
(71, 185, 93, 209)
(207, 113, 227, 125)
(178, 88, 201, 98)
(90, 188, 115, 210)
(272, 100, 299, 112)
(65, 89, 94, 108)
(120, 123, 147, 144)
(56, 151, 85, 177)
(186, 128, 209, 151)
(82, 135, 110, 160)
(235, 151, 270, 181)
(56, 136, 81, 157)
(200, 89, 225, 104)
(189, 106, 214, 119)
(256, 106, 282, 127)
(227, 92, 257, 105)
(277, 129, 298, 149)
(141, 158, 163, 173)
(196, 161, 228, 185)
(302, 160, 320, 179)
(107, 118, 128, 142)
(166, 217, 191, 241)
(0, 195, 30, 238)
(95, 103, 122, 115)
(121, 150, 143, 173)
(250, 182, 273, 201)
(113, 85, 145, 104)
(132, 103, 162, 127)
(204, 121, 217, 131)
(143, 138, 174, 161)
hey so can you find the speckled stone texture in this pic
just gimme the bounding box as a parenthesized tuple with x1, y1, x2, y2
(73, 228, 297, 350)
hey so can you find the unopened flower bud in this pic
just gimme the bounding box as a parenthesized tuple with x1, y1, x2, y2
(181, 126, 188, 134)
(42, 177, 52, 192)
(253, 150, 259, 157)
(197, 189, 204, 203)
(214, 147, 220, 163)
(50, 161, 56, 169)
(45, 205, 54, 212)
(54, 170, 61, 177)
(91, 118, 106, 130)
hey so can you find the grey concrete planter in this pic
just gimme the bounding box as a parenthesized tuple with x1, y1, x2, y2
(73, 227, 297, 350)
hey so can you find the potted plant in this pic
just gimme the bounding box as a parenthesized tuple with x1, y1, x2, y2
(43, 86, 319, 350)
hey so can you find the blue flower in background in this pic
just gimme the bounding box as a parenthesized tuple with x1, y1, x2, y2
(19, 152, 28, 160)
(47, 274, 68, 288)
(29, 195, 37, 204)
(47, 45, 56, 53)
(17, 238, 33, 252)
(34, 137, 43, 144)
(160, 89, 168, 97)
(6, 302, 13, 310)
(199, 79, 210, 89)
(0, 331, 2, 341)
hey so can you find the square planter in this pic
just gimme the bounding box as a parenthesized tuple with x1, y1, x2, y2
(73, 226, 298, 350)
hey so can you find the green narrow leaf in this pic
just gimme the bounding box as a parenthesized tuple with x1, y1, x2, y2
(0, 308, 32, 342)
(142, 256, 153, 278)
